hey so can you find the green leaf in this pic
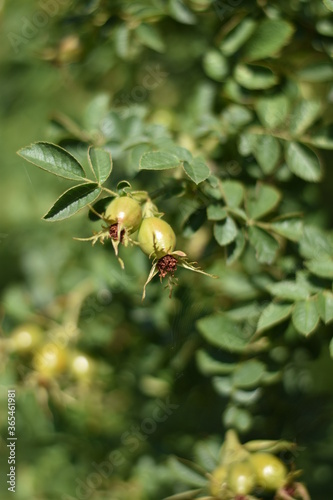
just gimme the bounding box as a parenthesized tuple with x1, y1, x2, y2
(267, 281, 310, 301)
(247, 184, 281, 220)
(183, 157, 210, 184)
(222, 180, 244, 208)
(323, 0, 333, 12)
(206, 204, 227, 221)
(257, 303, 293, 332)
(136, 23, 165, 52)
(285, 142, 322, 182)
(169, 0, 196, 24)
(17, 142, 85, 180)
(292, 299, 320, 336)
(194, 440, 220, 472)
(88, 147, 112, 184)
(248, 226, 279, 264)
(196, 350, 235, 376)
(139, 151, 180, 170)
(316, 291, 333, 324)
(223, 406, 252, 433)
(307, 125, 333, 150)
(220, 18, 257, 56)
(168, 457, 207, 488)
(270, 219, 303, 242)
(232, 360, 266, 389)
(214, 217, 238, 246)
(203, 50, 229, 81)
(296, 62, 333, 82)
(164, 145, 193, 162)
(226, 229, 246, 265)
(251, 135, 281, 174)
(300, 226, 333, 259)
(289, 99, 322, 137)
(305, 258, 333, 278)
(243, 19, 294, 61)
(197, 314, 249, 353)
(43, 183, 101, 221)
(234, 64, 278, 89)
(255, 94, 290, 129)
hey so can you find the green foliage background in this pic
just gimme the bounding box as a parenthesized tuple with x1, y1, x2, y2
(1, 0, 333, 499)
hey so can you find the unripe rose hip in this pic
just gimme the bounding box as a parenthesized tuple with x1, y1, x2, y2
(228, 460, 257, 495)
(138, 217, 176, 258)
(250, 452, 287, 491)
(105, 196, 142, 236)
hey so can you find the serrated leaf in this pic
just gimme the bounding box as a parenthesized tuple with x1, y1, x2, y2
(257, 303, 293, 332)
(251, 135, 281, 174)
(243, 19, 294, 61)
(248, 226, 279, 264)
(285, 142, 322, 182)
(234, 64, 278, 89)
(255, 94, 290, 130)
(203, 50, 229, 81)
(214, 217, 238, 246)
(247, 184, 281, 220)
(206, 204, 227, 221)
(18, 142, 85, 180)
(305, 258, 333, 278)
(197, 314, 249, 353)
(267, 281, 310, 301)
(289, 99, 322, 137)
(196, 350, 235, 376)
(183, 157, 210, 184)
(139, 151, 180, 170)
(43, 183, 101, 221)
(232, 360, 266, 389)
(270, 219, 303, 242)
(316, 291, 333, 324)
(292, 299, 319, 336)
(220, 18, 257, 56)
(222, 180, 244, 208)
(88, 147, 112, 184)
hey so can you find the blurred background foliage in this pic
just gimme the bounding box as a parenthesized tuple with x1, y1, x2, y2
(0, 0, 333, 499)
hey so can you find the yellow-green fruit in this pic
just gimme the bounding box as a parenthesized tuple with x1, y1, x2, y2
(138, 217, 176, 258)
(210, 465, 228, 497)
(105, 197, 142, 232)
(228, 461, 257, 495)
(33, 343, 68, 376)
(250, 452, 287, 491)
(70, 353, 93, 380)
(9, 324, 43, 354)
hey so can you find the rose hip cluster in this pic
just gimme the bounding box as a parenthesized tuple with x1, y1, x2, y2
(80, 194, 215, 298)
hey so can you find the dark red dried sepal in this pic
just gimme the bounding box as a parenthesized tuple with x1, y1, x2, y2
(109, 223, 125, 242)
(157, 254, 178, 278)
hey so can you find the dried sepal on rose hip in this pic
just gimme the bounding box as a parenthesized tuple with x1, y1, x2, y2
(137, 216, 216, 299)
(75, 196, 142, 267)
